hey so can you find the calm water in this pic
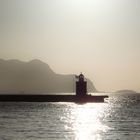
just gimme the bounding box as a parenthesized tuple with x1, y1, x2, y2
(0, 93, 140, 140)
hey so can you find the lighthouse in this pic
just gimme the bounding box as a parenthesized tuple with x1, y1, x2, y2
(76, 73, 87, 98)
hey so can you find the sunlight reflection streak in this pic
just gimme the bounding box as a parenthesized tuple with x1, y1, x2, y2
(65, 103, 110, 140)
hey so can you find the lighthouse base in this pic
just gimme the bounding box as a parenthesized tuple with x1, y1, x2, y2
(0, 94, 108, 103)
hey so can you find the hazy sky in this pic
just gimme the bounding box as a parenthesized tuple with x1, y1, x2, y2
(1, 0, 140, 92)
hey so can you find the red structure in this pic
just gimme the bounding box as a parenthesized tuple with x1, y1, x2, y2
(76, 73, 87, 97)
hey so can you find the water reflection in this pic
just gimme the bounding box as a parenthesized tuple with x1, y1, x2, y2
(64, 103, 110, 140)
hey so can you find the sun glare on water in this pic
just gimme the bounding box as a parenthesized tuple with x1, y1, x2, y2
(63, 103, 110, 140)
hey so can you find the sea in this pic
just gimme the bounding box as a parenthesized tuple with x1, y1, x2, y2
(0, 93, 140, 140)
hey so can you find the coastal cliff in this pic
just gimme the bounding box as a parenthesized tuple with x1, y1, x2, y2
(0, 59, 96, 94)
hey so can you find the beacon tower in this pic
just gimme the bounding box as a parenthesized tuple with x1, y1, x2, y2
(76, 73, 87, 97)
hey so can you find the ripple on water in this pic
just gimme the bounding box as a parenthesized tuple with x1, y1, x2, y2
(0, 94, 140, 140)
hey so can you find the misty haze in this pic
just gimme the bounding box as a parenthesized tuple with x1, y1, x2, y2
(0, 59, 95, 94)
(1, 0, 140, 93)
(0, 1, 140, 140)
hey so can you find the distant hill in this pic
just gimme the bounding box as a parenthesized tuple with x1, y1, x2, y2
(0, 59, 96, 94)
(116, 90, 137, 94)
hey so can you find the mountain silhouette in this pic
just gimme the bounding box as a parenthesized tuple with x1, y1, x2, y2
(116, 90, 137, 94)
(0, 59, 96, 94)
